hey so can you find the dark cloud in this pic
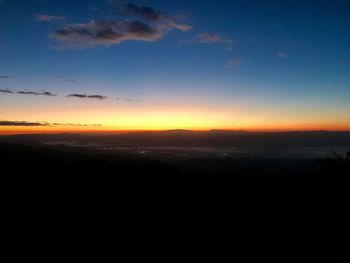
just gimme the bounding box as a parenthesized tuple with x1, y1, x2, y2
(87, 95, 108, 100)
(17, 90, 57, 96)
(0, 121, 49, 127)
(35, 14, 66, 22)
(0, 89, 13, 94)
(1, 89, 57, 96)
(114, 1, 192, 30)
(51, 1, 191, 48)
(52, 20, 165, 48)
(120, 3, 166, 21)
(0, 75, 16, 79)
(67, 94, 107, 100)
(0, 121, 102, 127)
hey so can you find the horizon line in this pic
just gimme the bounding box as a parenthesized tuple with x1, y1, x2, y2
(1, 128, 350, 136)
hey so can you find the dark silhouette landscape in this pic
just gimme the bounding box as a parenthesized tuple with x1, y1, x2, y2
(1, 130, 348, 256)
(1, 0, 349, 259)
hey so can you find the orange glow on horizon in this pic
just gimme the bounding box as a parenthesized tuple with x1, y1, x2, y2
(1, 102, 350, 134)
(1, 124, 350, 135)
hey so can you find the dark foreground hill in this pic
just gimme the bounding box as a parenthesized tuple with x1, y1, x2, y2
(2, 130, 350, 147)
(1, 142, 348, 258)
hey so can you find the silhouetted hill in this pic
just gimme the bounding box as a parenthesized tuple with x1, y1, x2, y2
(1, 142, 347, 252)
(2, 130, 350, 147)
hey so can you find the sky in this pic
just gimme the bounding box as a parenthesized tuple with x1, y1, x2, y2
(0, 0, 349, 133)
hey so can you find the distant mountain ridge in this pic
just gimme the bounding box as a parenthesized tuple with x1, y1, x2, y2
(1, 130, 350, 148)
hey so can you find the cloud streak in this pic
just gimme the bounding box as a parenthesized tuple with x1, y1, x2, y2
(0, 121, 102, 127)
(35, 14, 66, 22)
(0, 89, 13, 94)
(1, 88, 139, 103)
(50, 1, 191, 48)
(1, 89, 57, 96)
(67, 94, 108, 100)
(0, 121, 49, 127)
(17, 90, 57, 96)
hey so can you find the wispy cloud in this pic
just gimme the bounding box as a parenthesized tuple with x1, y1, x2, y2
(1, 88, 140, 103)
(50, 1, 191, 48)
(276, 51, 289, 59)
(0, 121, 49, 127)
(1, 88, 57, 96)
(35, 14, 66, 22)
(197, 33, 232, 44)
(67, 94, 108, 100)
(228, 59, 241, 69)
(180, 33, 233, 51)
(0, 75, 16, 79)
(17, 90, 57, 96)
(0, 89, 13, 94)
(0, 120, 102, 127)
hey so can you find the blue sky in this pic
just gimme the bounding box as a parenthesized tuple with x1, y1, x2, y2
(0, 0, 349, 131)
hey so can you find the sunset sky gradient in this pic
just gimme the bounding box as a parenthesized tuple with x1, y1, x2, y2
(1, 0, 349, 133)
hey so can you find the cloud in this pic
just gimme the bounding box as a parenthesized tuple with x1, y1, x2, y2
(51, 20, 164, 48)
(276, 52, 289, 58)
(112, 0, 192, 30)
(228, 59, 241, 69)
(197, 33, 232, 44)
(0, 89, 13, 94)
(67, 94, 107, 100)
(51, 1, 191, 48)
(35, 14, 66, 22)
(17, 90, 57, 96)
(0, 121, 102, 127)
(1, 89, 57, 96)
(0, 75, 16, 79)
(115, 1, 164, 22)
(0, 121, 49, 127)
